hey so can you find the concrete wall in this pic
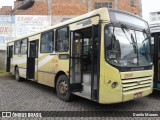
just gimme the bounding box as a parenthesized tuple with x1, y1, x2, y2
(0, 50, 6, 72)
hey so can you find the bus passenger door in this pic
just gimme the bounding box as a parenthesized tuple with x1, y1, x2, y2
(6, 45, 13, 72)
(69, 32, 83, 92)
(27, 40, 38, 80)
(70, 25, 99, 100)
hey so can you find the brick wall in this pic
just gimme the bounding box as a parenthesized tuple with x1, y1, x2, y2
(14, 0, 141, 15)
(14, 1, 48, 15)
(14, 0, 24, 10)
(118, 0, 140, 15)
(0, 0, 142, 16)
(52, 0, 87, 16)
(0, 6, 12, 15)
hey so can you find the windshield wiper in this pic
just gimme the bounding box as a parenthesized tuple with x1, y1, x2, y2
(142, 29, 150, 44)
(142, 36, 150, 44)
(120, 24, 137, 53)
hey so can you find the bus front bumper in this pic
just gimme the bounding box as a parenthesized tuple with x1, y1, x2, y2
(122, 87, 152, 102)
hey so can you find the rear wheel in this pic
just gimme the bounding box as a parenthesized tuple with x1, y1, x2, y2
(56, 75, 72, 101)
(15, 67, 21, 82)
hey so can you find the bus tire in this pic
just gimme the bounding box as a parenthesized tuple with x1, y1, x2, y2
(15, 67, 21, 82)
(56, 75, 72, 102)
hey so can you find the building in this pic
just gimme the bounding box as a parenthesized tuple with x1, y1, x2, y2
(0, 0, 142, 16)
(0, 0, 142, 25)
(150, 11, 160, 23)
(0, 0, 142, 71)
(0, 6, 12, 15)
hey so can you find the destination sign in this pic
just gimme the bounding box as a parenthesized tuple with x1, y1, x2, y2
(76, 19, 92, 28)
(150, 26, 160, 33)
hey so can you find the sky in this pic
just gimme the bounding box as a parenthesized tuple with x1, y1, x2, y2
(0, 0, 160, 23)
(0, 0, 15, 8)
(141, 0, 160, 22)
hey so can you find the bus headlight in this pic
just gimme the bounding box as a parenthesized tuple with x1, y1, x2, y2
(111, 82, 118, 88)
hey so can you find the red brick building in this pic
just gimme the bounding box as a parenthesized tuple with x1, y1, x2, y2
(90, 0, 141, 16)
(0, 0, 142, 25)
(0, 0, 142, 16)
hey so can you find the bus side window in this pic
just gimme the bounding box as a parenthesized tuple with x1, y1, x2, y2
(41, 31, 53, 53)
(14, 40, 21, 54)
(20, 38, 27, 54)
(55, 27, 69, 52)
(105, 26, 113, 50)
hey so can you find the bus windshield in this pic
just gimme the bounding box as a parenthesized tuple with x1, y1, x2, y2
(105, 25, 152, 67)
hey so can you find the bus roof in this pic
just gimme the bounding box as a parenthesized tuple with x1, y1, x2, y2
(9, 7, 145, 43)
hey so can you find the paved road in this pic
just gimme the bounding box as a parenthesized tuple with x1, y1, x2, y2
(0, 76, 160, 119)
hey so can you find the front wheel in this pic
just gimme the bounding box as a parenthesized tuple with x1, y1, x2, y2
(56, 75, 72, 102)
(15, 67, 21, 82)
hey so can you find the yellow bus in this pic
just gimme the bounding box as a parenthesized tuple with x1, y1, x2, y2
(6, 8, 153, 104)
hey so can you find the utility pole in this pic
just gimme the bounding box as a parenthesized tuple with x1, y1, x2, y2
(48, 0, 52, 25)
(139, 0, 142, 17)
(114, 0, 118, 9)
(87, 0, 91, 12)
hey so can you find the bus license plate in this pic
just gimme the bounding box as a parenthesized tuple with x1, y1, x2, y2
(134, 92, 142, 98)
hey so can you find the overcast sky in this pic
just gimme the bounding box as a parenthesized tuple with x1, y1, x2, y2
(0, 0, 160, 23)
(0, 0, 15, 8)
(142, 0, 160, 22)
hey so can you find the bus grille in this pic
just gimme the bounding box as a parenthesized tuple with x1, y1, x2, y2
(121, 76, 152, 92)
